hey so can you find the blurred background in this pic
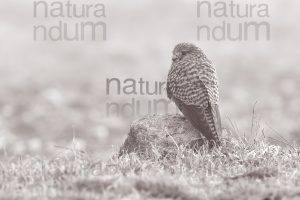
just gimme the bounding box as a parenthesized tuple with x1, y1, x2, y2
(0, 0, 299, 158)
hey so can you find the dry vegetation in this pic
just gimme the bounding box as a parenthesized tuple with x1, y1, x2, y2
(1, 134, 300, 200)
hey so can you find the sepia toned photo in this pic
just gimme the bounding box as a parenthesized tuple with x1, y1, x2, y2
(0, 0, 299, 199)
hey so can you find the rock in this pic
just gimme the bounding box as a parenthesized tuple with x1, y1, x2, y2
(119, 114, 206, 157)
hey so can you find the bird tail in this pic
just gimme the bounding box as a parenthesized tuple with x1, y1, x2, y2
(203, 104, 221, 146)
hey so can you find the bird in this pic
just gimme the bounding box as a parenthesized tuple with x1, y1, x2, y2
(167, 43, 222, 147)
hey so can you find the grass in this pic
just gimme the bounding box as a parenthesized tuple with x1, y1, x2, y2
(0, 135, 300, 200)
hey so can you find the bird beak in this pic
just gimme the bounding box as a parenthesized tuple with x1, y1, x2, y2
(172, 55, 177, 61)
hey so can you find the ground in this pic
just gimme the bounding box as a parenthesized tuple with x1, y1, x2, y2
(1, 136, 299, 200)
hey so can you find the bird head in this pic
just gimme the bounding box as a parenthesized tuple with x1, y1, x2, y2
(172, 43, 200, 62)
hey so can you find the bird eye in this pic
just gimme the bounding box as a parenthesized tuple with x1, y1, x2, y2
(181, 51, 188, 57)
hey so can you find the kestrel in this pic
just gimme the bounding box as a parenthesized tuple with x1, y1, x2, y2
(167, 43, 222, 147)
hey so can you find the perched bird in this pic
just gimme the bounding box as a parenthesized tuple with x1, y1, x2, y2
(167, 43, 222, 147)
